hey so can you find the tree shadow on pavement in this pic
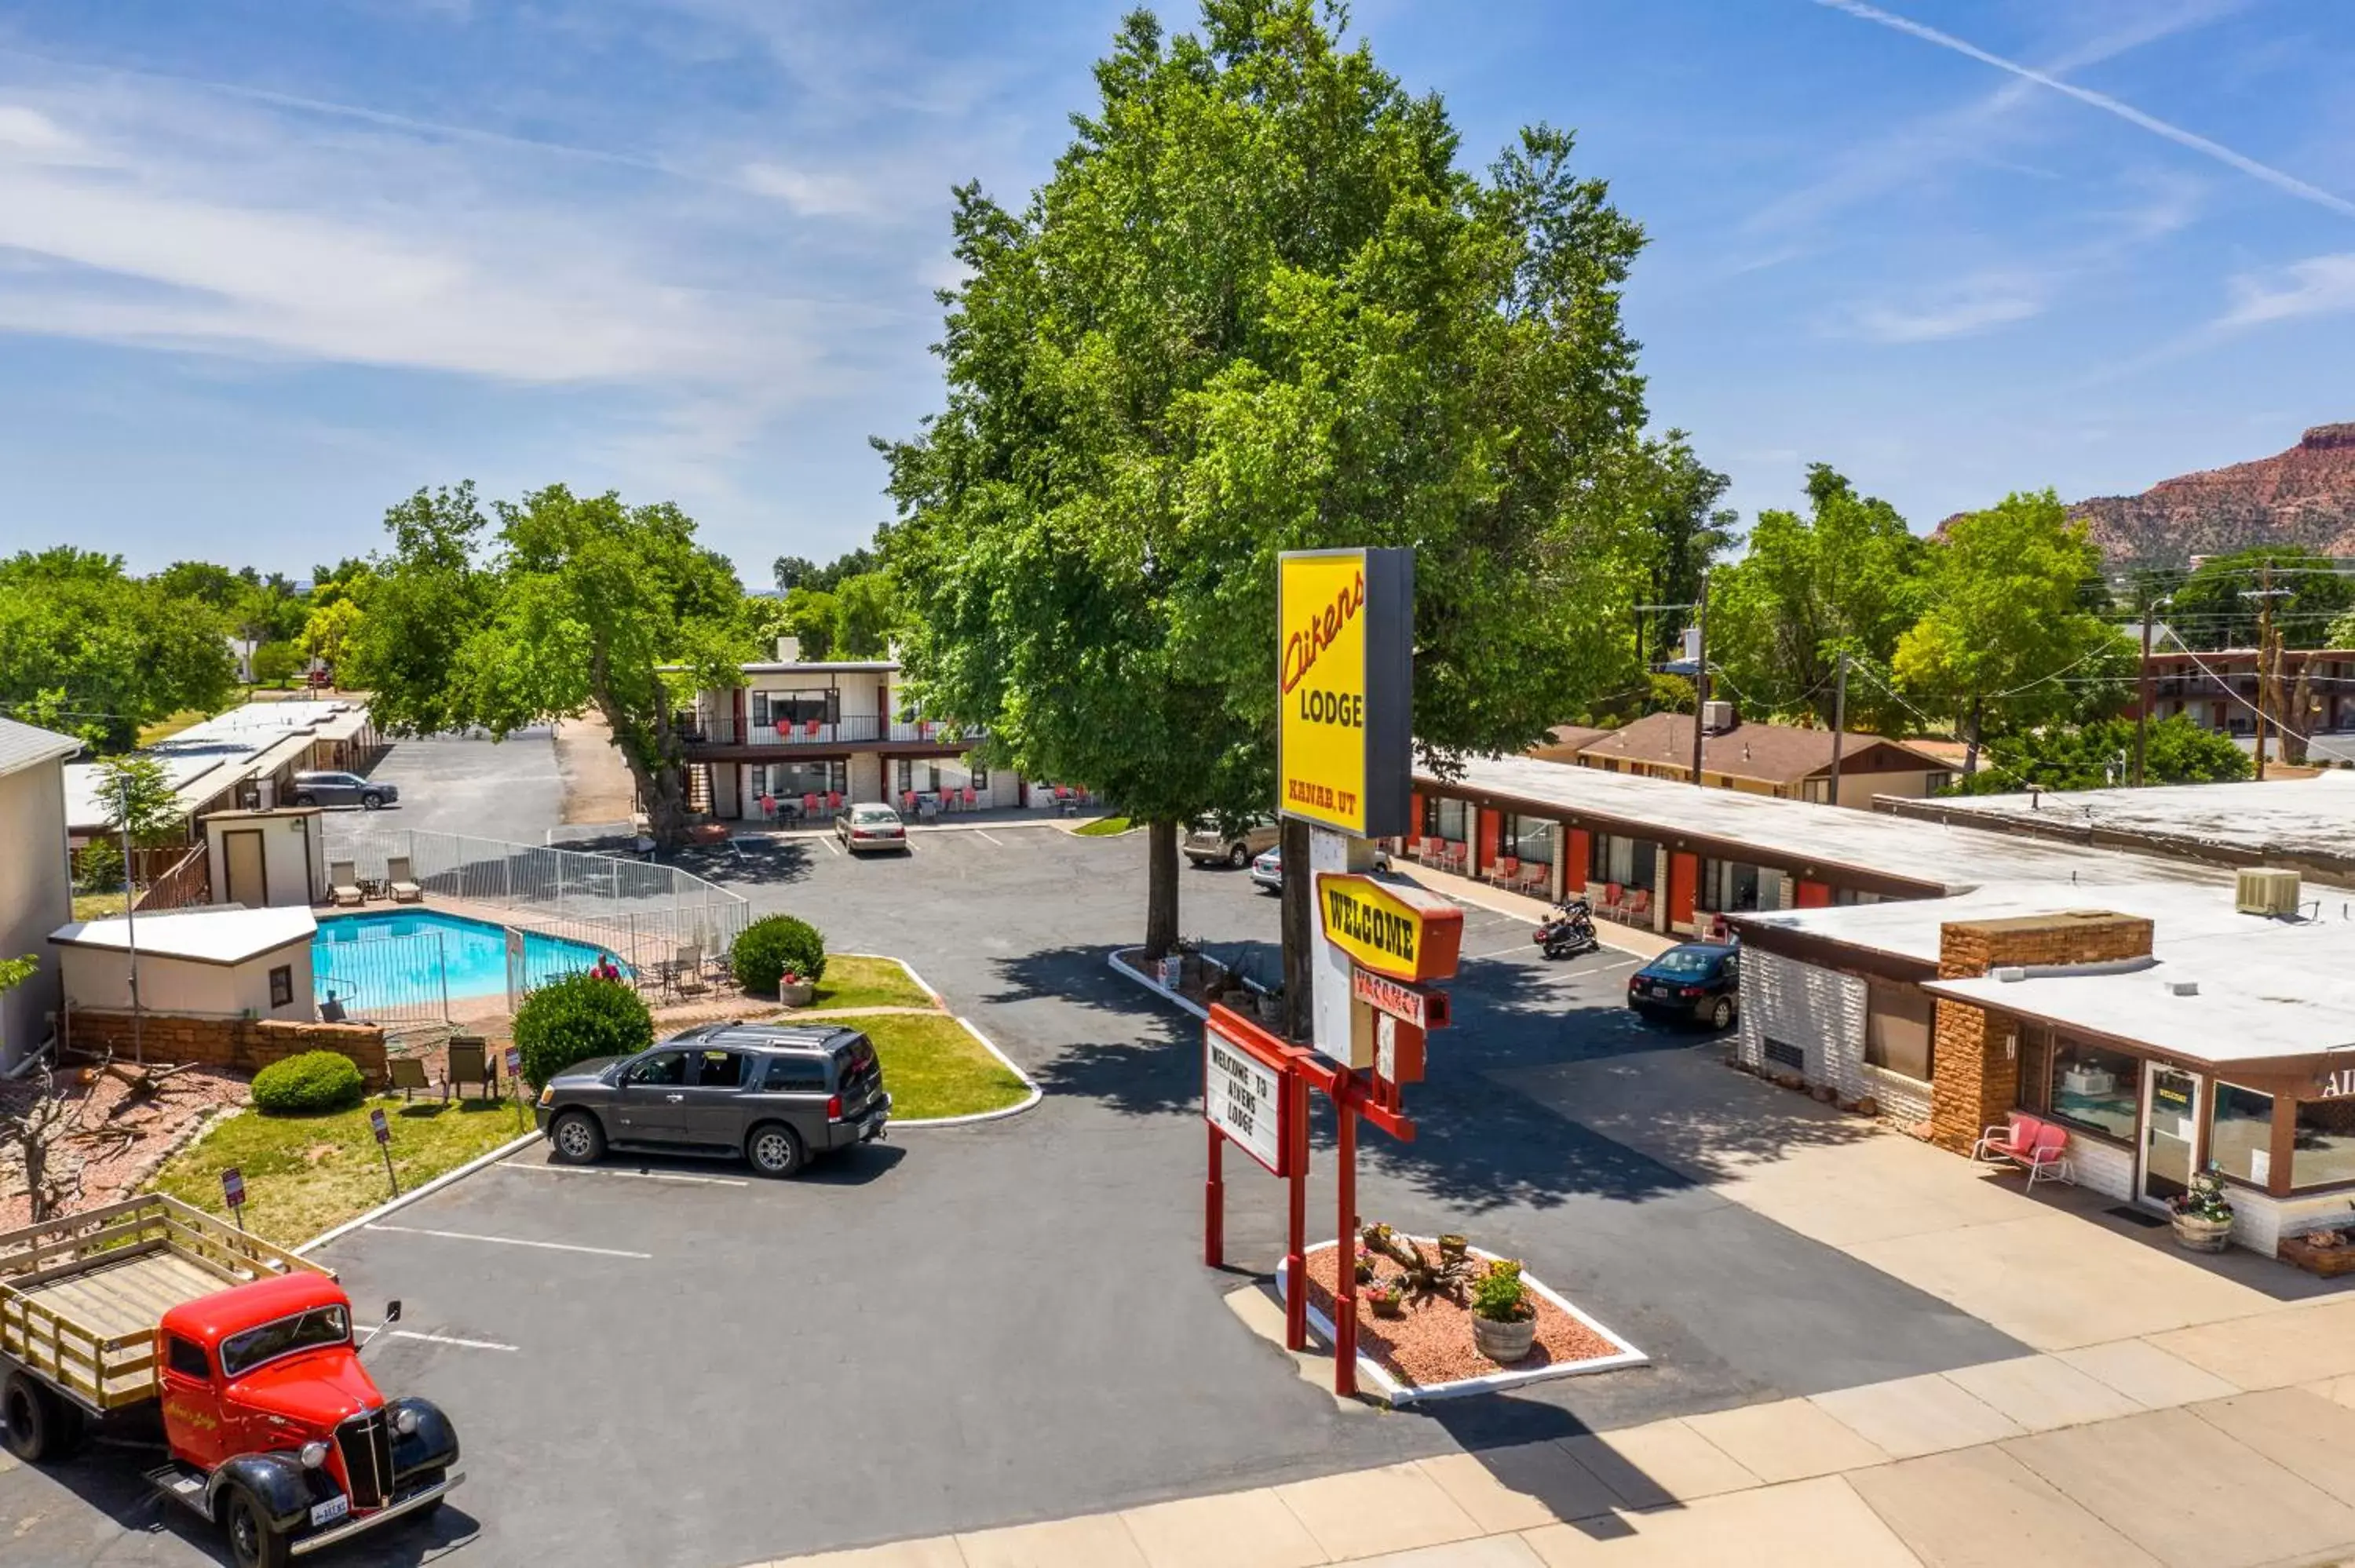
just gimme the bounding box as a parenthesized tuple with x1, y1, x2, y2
(686, 837, 814, 888)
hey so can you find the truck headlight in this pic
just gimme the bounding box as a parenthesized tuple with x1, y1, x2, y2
(392, 1406, 420, 1436)
(300, 1440, 330, 1468)
(536, 1085, 554, 1107)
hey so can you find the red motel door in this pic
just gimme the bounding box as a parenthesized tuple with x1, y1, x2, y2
(1668, 853, 1698, 928)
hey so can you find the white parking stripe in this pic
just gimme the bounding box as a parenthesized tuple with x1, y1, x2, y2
(360, 1326, 520, 1352)
(363, 1223, 651, 1260)
(973, 830, 1006, 846)
(818, 833, 842, 855)
(498, 1160, 747, 1187)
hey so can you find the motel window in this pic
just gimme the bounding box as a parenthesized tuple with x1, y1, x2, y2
(2209, 1084, 2274, 1187)
(895, 759, 912, 794)
(1589, 835, 1656, 892)
(2017, 1025, 2054, 1114)
(1699, 859, 1759, 913)
(2046, 1037, 2139, 1143)
(1505, 815, 1554, 865)
(1864, 979, 1933, 1082)
(268, 965, 294, 1009)
(1432, 797, 1469, 843)
(969, 764, 988, 793)
(767, 761, 840, 800)
(2292, 1099, 2355, 1191)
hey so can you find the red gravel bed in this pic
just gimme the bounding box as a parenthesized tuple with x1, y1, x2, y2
(0, 1063, 249, 1230)
(1300, 1241, 1621, 1389)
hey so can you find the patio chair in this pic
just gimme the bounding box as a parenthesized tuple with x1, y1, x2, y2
(328, 859, 365, 906)
(902, 790, 918, 814)
(803, 793, 821, 822)
(671, 944, 709, 997)
(385, 855, 424, 903)
(444, 1037, 495, 1102)
(388, 1057, 430, 1102)
(1973, 1113, 2075, 1188)
(1496, 855, 1521, 888)
(962, 786, 977, 808)
(1627, 888, 1652, 921)
(827, 791, 844, 816)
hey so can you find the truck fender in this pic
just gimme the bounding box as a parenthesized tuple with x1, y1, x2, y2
(386, 1395, 461, 1475)
(206, 1449, 318, 1530)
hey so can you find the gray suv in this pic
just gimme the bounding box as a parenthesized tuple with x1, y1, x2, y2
(290, 769, 397, 810)
(533, 1023, 890, 1178)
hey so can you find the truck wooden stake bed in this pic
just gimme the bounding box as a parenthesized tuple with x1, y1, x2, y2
(2, 1194, 462, 1567)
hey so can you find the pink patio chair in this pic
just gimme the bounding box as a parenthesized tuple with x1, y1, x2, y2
(1627, 888, 1652, 921)
(801, 793, 820, 820)
(1495, 855, 1521, 888)
(805, 717, 823, 736)
(775, 718, 791, 736)
(962, 786, 977, 808)
(902, 790, 918, 813)
(826, 790, 842, 815)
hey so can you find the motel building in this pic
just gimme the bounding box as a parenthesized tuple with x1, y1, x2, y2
(678, 640, 1086, 822)
(1406, 755, 2355, 1260)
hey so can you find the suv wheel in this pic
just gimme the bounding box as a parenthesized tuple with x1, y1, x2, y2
(360, 793, 384, 810)
(1228, 842, 1251, 868)
(547, 1110, 605, 1165)
(746, 1121, 805, 1179)
(291, 793, 316, 808)
(1709, 997, 1734, 1030)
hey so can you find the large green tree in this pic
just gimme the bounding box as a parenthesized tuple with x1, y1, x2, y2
(1893, 490, 2136, 776)
(349, 483, 747, 845)
(882, 1, 1660, 960)
(1630, 434, 1736, 667)
(2164, 545, 2354, 651)
(1704, 465, 1925, 734)
(0, 549, 236, 749)
(1942, 715, 2251, 795)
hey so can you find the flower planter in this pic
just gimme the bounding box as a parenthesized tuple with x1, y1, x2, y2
(2171, 1212, 2234, 1253)
(1472, 1314, 1536, 1364)
(778, 980, 816, 1008)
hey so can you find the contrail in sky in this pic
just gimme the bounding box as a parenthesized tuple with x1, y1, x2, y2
(1813, 0, 2355, 221)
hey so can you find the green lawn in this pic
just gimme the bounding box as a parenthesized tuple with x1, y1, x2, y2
(801, 954, 937, 1012)
(1075, 816, 1134, 836)
(150, 1095, 525, 1247)
(854, 1012, 1030, 1120)
(72, 890, 130, 921)
(136, 708, 213, 745)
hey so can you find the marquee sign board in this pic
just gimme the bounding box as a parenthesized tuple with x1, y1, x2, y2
(1205, 1012, 1292, 1176)
(1315, 872, 1464, 984)
(1277, 547, 1413, 838)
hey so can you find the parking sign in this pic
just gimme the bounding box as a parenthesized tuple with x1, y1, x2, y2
(370, 1107, 391, 1145)
(221, 1168, 245, 1208)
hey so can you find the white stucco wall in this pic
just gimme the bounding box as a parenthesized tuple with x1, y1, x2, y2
(1739, 948, 1866, 1089)
(0, 760, 73, 1068)
(61, 938, 312, 1019)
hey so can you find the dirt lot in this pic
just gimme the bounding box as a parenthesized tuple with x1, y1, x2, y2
(0, 1061, 247, 1229)
(550, 709, 638, 826)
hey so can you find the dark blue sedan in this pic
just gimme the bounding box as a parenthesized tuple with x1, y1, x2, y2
(1627, 942, 1740, 1030)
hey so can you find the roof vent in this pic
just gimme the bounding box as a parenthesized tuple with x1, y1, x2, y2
(1995, 965, 2027, 983)
(2236, 867, 2301, 917)
(1700, 700, 1736, 735)
(2167, 979, 2200, 997)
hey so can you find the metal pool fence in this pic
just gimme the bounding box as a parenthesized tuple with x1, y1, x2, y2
(328, 826, 751, 970)
(312, 924, 460, 1025)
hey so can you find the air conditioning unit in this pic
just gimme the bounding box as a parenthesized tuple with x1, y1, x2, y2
(2235, 866, 2302, 917)
(1700, 700, 1736, 734)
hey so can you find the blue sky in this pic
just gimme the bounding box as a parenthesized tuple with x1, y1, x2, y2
(1, 0, 2350, 582)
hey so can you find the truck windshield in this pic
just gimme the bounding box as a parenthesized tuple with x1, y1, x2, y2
(221, 1304, 350, 1378)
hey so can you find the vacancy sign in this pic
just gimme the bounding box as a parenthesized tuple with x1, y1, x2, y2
(1352, 966, 1450, 1030)
(1205, 1014, 1290, 1176)
(1277, 547, 1414, 838)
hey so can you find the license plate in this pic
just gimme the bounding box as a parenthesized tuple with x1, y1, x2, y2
(311, 1494, 350, 1527)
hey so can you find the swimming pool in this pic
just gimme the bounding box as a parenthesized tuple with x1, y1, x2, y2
(314, 910, 623, 1008)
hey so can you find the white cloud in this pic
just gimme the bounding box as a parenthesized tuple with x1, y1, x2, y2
(1849, 275, 2050, 342)
(739, 161, 877, 217)
(2218, 253, 2355, 327)
(0, 101, 85, 155)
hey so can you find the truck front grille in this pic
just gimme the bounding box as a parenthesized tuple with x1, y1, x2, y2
(336, 1411, 393, 1508)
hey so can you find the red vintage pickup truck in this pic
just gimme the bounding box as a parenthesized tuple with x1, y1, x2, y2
(2, 1195, 462, 1566)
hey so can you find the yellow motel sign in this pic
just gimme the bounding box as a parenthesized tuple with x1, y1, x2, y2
(1314, 872, 1463, 985)
(1277, 547, 1413, 838)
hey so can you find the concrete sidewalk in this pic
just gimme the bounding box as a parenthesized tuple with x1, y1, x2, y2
(1393, 861, 1681, 962)
(747, 1300, 2355, 1567)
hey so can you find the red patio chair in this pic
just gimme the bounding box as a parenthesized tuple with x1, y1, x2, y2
(826, 791, 842, 815)
(1627, 888, 1652, 920)
(962, 786, 977, 808)
(1496, 855, 1521, 887)
(902, 790, 918, 813)
(801, 793, 820, 819)
(805, 718, 822, 736)
(775, 718, 791, 736)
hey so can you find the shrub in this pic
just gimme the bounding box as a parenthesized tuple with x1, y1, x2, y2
(514, 972, 654, 1089)
(251, 1051, 366, 1115)
(732, 914, 827, 996)
(1470, 1258, 1532, 1323)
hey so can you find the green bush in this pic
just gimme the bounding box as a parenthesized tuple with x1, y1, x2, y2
(1470, 1257, 1532, 1323)
(731, 914, 827, 996)
(251, 1051, 366, 1115)
(513, 972, 654, 1089)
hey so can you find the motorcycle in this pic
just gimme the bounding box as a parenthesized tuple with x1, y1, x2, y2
(1533, 898, 1600, 960)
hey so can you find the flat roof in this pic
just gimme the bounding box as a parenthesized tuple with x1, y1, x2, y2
(1876, 771, 2355, 874)
(51, 906, 317, 965)
(735, 662, 899, 676)
(0, 716, 81, 779)
(1426, 755, 2223, 895)
(61, 699, 370, 830)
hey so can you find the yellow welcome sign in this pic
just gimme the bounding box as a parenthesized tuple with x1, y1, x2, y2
(1277, 547, 1413, 837)
(1315, 872, 1463, 984)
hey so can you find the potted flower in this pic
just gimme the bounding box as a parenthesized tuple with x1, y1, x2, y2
(1470, 1257, 1538, 1363)
(1367, 1275, 1406, 1319)
(777, 969, 816, 1008)
(2168, 1165, 2235, 1253)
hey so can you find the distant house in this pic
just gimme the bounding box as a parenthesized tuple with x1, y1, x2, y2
(60, 698, 378, 845)
(0, 716, 83, 1070)
(2133, 647, 2355, 738)
(1546, 709, 1954, 807)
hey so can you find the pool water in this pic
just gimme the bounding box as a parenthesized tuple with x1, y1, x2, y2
(314, 910, 623, 1006)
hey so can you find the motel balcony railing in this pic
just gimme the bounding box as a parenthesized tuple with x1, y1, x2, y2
(681, 716, 980, 747)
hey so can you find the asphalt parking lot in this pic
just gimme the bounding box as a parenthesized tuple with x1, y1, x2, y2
(2, 804, 2024, 1567)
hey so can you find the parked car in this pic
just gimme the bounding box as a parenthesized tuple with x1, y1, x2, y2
(835, 802, 908, 854)
(535, 1023, 892, 1177)
(290, 771, 396, 811)
(1185, 817, 1280, 869)
(1627, 942, 1740, 1030)
(1, 1194, 461, 1568)
(1250, 847, 1284, 894)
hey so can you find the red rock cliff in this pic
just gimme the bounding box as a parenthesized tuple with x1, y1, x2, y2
(2065, 423, 2355, 567)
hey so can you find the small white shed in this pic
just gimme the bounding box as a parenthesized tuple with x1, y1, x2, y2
(203, 806, 328, 908)
(52, 906, 318, 1020)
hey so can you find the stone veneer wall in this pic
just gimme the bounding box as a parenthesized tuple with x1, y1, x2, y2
(66, 1010, 388, 1088)
(1928, 913, 2154, 1154)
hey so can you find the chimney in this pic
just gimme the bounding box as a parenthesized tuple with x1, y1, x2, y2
(776, 635, 801, 664)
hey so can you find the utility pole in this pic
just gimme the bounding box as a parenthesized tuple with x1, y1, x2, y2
(2245, 563, 2288, 783)
(117, 775, 142, 1066)
(1689, 572, 1710, 788)
(2134, 611, 2156, 788)
(1827, 650, 1848, 808)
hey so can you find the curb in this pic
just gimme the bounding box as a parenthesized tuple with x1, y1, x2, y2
(296, 1129, 545, 1256)
(834, 952, 1041, 1129)
(1107, 949, 1209, 1022)
(1056, 818, 1140, 838)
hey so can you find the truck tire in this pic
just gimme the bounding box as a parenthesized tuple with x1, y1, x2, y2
(547, 1110, 605, 1165)
(745, 1121, 805, 1179)
(2, 1370, 82, 1463)
(223, 1483, 291, 1568)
